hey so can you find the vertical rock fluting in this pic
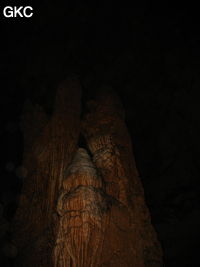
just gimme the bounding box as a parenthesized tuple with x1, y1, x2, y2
(11, 78, 81, 266)
(12, 81, 163, 266)
(54, 148, 109, 267)
(82, 87, 163, 266)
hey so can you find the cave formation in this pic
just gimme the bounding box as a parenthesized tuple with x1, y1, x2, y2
(11, 78, 163, 266)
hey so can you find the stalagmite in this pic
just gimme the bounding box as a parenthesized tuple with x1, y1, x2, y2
(82, 87, 163, 266)
(54, 148, 108, 267)
(11, 78, 81, 266)
(11, 81, 163, 266)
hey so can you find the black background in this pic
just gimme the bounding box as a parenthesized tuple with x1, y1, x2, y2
(1, 2, 200, 266)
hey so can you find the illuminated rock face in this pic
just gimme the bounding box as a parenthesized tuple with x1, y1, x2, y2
(54, 148, 108, 267)
(12, 80, 163, 266)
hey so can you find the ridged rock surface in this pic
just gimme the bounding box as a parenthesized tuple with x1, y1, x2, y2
(82, 88, 163, 266)
(11, 78, 81, 266)
(11, 83, 163, 266)
(54, 148, 108, 266)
